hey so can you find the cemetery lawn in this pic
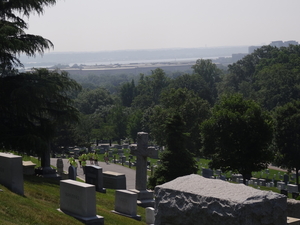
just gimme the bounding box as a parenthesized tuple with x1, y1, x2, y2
(0, 175, 147, 225)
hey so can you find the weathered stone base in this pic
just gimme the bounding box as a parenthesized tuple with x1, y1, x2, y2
(35, 167, 60, 179)
(111, 210, 141, 221)
(129, 189, 154, 207)
(58, 209, 104, 225)
(154, 174, 287, 225)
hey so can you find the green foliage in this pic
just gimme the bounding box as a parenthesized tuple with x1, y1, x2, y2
(119, 79, 136, 107)
(169, 73, 214, 105)
(200, 94, 274, 183)
(132, 69, 170, 109)
(149, 88, 211, 155)
(0, 0, 56, 73)
(148, 114, 198, 189)
(0, 69, 81, 158)
(274, 101, 300, 185)
(75, 87, 114, 114)
(192, 59, 222, 104)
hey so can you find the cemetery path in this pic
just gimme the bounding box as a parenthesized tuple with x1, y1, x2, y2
(50, 158, 136, 189)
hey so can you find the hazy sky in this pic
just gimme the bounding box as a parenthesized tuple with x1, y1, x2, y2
(25, 0, 300, 53)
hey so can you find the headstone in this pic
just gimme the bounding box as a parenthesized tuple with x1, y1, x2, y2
(108, 151, 113, 157)
(85, 165, 106, 193)
(154, 174, 287, 225)
(214, 169, 221, 176)
(0, 153, 24, 195)
(146, 207, 155, 224)
(59, 179, 104, 224)
(288, 184, 298, 193)
(99, 148, 105, 154)
(129, 132, 155, 207)
(121, 156, 126, 164)
(103, 171, 126, 189)
(123, 144, 129, 149)
(148, 147, 159, 159)
(202, 168, 213, 178)
(68, 166, 76, 180)
(22, 161, 36, 175)
(258, 178, 266, 186)
(284, 174, 290, 184)
(56, 158, 64, 176)
(277, 181, 286, 190)
(118, 149, 124, 155)
(112, 190, 141, 220)
(231, 174, 243, 183)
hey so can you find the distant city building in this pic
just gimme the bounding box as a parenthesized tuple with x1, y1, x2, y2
(283, 40, 299, 46)
(248, 46, 262, 54)
(249, 40, 299, 54)
(270, 40, 299, 48)
(270, 41, 284, 48)
(232, 53, 248, 62)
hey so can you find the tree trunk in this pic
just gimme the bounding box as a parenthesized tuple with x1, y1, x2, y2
(296, 167, 299, 192)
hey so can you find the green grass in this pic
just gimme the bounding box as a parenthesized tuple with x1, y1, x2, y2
(0, 175, 147, 225)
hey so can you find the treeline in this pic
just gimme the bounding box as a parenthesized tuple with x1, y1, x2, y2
(61, 44, 300, 187)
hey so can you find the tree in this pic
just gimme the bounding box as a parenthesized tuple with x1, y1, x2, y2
(132, 69, 170, 109)
(0, 0, 56, 74)
(169, 73, 214, 105)
(191, 59, 222, 104)
(200, 94, 274, 184)
(75, 87, 114, 115)
(149, 88, 211, 155)
(127, 109, 144, 143)
(106, 105, 128, 144)
(148, 114, 198, 189)
(253, 64, 300, 110)
(0, 69, 81, 170)
(273, 101, 300, 189)
(119, 79, 136, 107)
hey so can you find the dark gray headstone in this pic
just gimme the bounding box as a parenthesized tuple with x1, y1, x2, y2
(0, 153, 24, 195)
(202, 168, 213, 178)
(85, 165, 106, 193)
(68, 166, 76, 180)
(284, 174, 289, 184)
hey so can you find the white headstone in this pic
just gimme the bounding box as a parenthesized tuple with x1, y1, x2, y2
(59, 179, 104, 224)
(112, 190, 141, 221)
(146, 207, 155, 224)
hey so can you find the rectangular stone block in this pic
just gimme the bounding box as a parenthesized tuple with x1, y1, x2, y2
(60, 179, 96, 217)
(288, 184, 298, 193)
(22, 161, 36, 175)
(115, 190, 137, 216)
(154, 174, 287, 225)
(103, 171, 126, 189)
(202, 168, 213, 178)
(112, 190, 141, 221)
(0, 153, 24, 195)
(85, 165, 105, 193)
(277, 181, 286, 190)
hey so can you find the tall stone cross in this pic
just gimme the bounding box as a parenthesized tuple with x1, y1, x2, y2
(130, 132, 156, 190)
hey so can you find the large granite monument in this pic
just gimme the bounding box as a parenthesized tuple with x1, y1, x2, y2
(154, 174, 287, 225)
